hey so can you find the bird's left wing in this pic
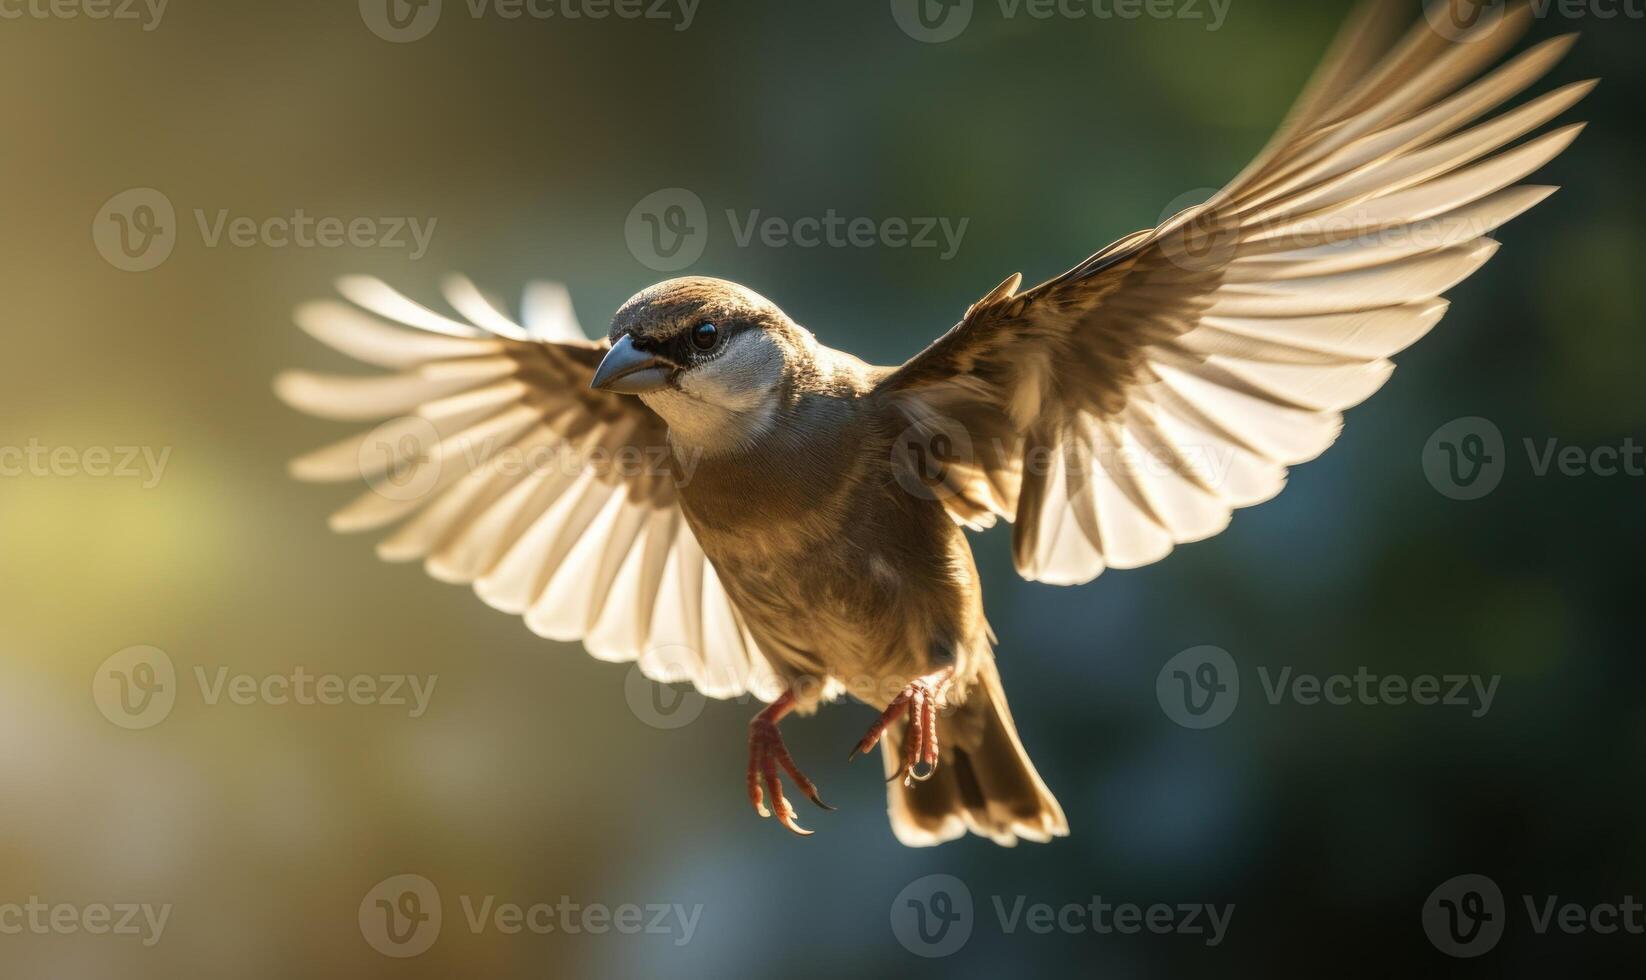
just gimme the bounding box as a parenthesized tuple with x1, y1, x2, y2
(875, 0, 1592, 586)
(276, 275, 777, 700)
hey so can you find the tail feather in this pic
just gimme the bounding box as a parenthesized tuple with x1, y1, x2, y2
(884, 662, 1067, 847)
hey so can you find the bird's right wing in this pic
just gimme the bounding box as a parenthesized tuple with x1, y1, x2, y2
(876, 0, 1592, 585)
(276, 275, 778, 700)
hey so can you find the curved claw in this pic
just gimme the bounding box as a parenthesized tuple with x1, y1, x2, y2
(747, 693, 830, 837)
(853, 669, 955, 786)
(771, 794, 815, 837)
(917, 683, 940, 779)
(897, 688, 927, 786)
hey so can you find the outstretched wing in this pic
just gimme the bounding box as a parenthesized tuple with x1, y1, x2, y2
(876, 0, 1593, 585)
(276, 275, 777, 700)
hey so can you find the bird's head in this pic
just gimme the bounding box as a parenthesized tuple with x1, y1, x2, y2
(593, 277, 812, 446)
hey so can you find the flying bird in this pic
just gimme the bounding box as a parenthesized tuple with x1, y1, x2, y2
(277, 0, 1592, 845)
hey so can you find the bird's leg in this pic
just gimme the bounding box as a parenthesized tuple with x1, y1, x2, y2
(747, 689, 834, 837)
(848, 667, 954, 786)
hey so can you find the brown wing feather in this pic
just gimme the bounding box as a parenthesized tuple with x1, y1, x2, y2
(875, 0, 1591, 585)
(277, 276, 778, 700)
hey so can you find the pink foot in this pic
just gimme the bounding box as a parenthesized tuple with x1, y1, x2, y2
(747, 691, 833, 836)
(848, 668, 955, 786)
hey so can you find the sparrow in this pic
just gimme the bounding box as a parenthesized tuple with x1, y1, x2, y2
(276, 0, 1592, 845)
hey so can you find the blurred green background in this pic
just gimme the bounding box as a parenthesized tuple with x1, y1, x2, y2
(2, 0, 1642, 975)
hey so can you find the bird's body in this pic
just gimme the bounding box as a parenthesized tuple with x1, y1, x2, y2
(277, 0, 1593, 846)
(646, 314, 974, 711)
(603, 278, 1064, 841)
(681, 410, 976, 712)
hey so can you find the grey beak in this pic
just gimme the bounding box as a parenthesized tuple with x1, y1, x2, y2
(590, 335, 674, 394)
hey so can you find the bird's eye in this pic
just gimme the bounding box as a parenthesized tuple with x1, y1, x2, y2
(691, 321, 720, 351)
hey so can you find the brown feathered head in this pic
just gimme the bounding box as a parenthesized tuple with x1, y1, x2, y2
(608, 276, 790, 349)
(594, 278, 813, 448)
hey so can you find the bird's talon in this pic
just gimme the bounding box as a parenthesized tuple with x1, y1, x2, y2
(774, 802, 814, 837)
(747, 692, 830, 836)
(854, 669, 955, 783)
